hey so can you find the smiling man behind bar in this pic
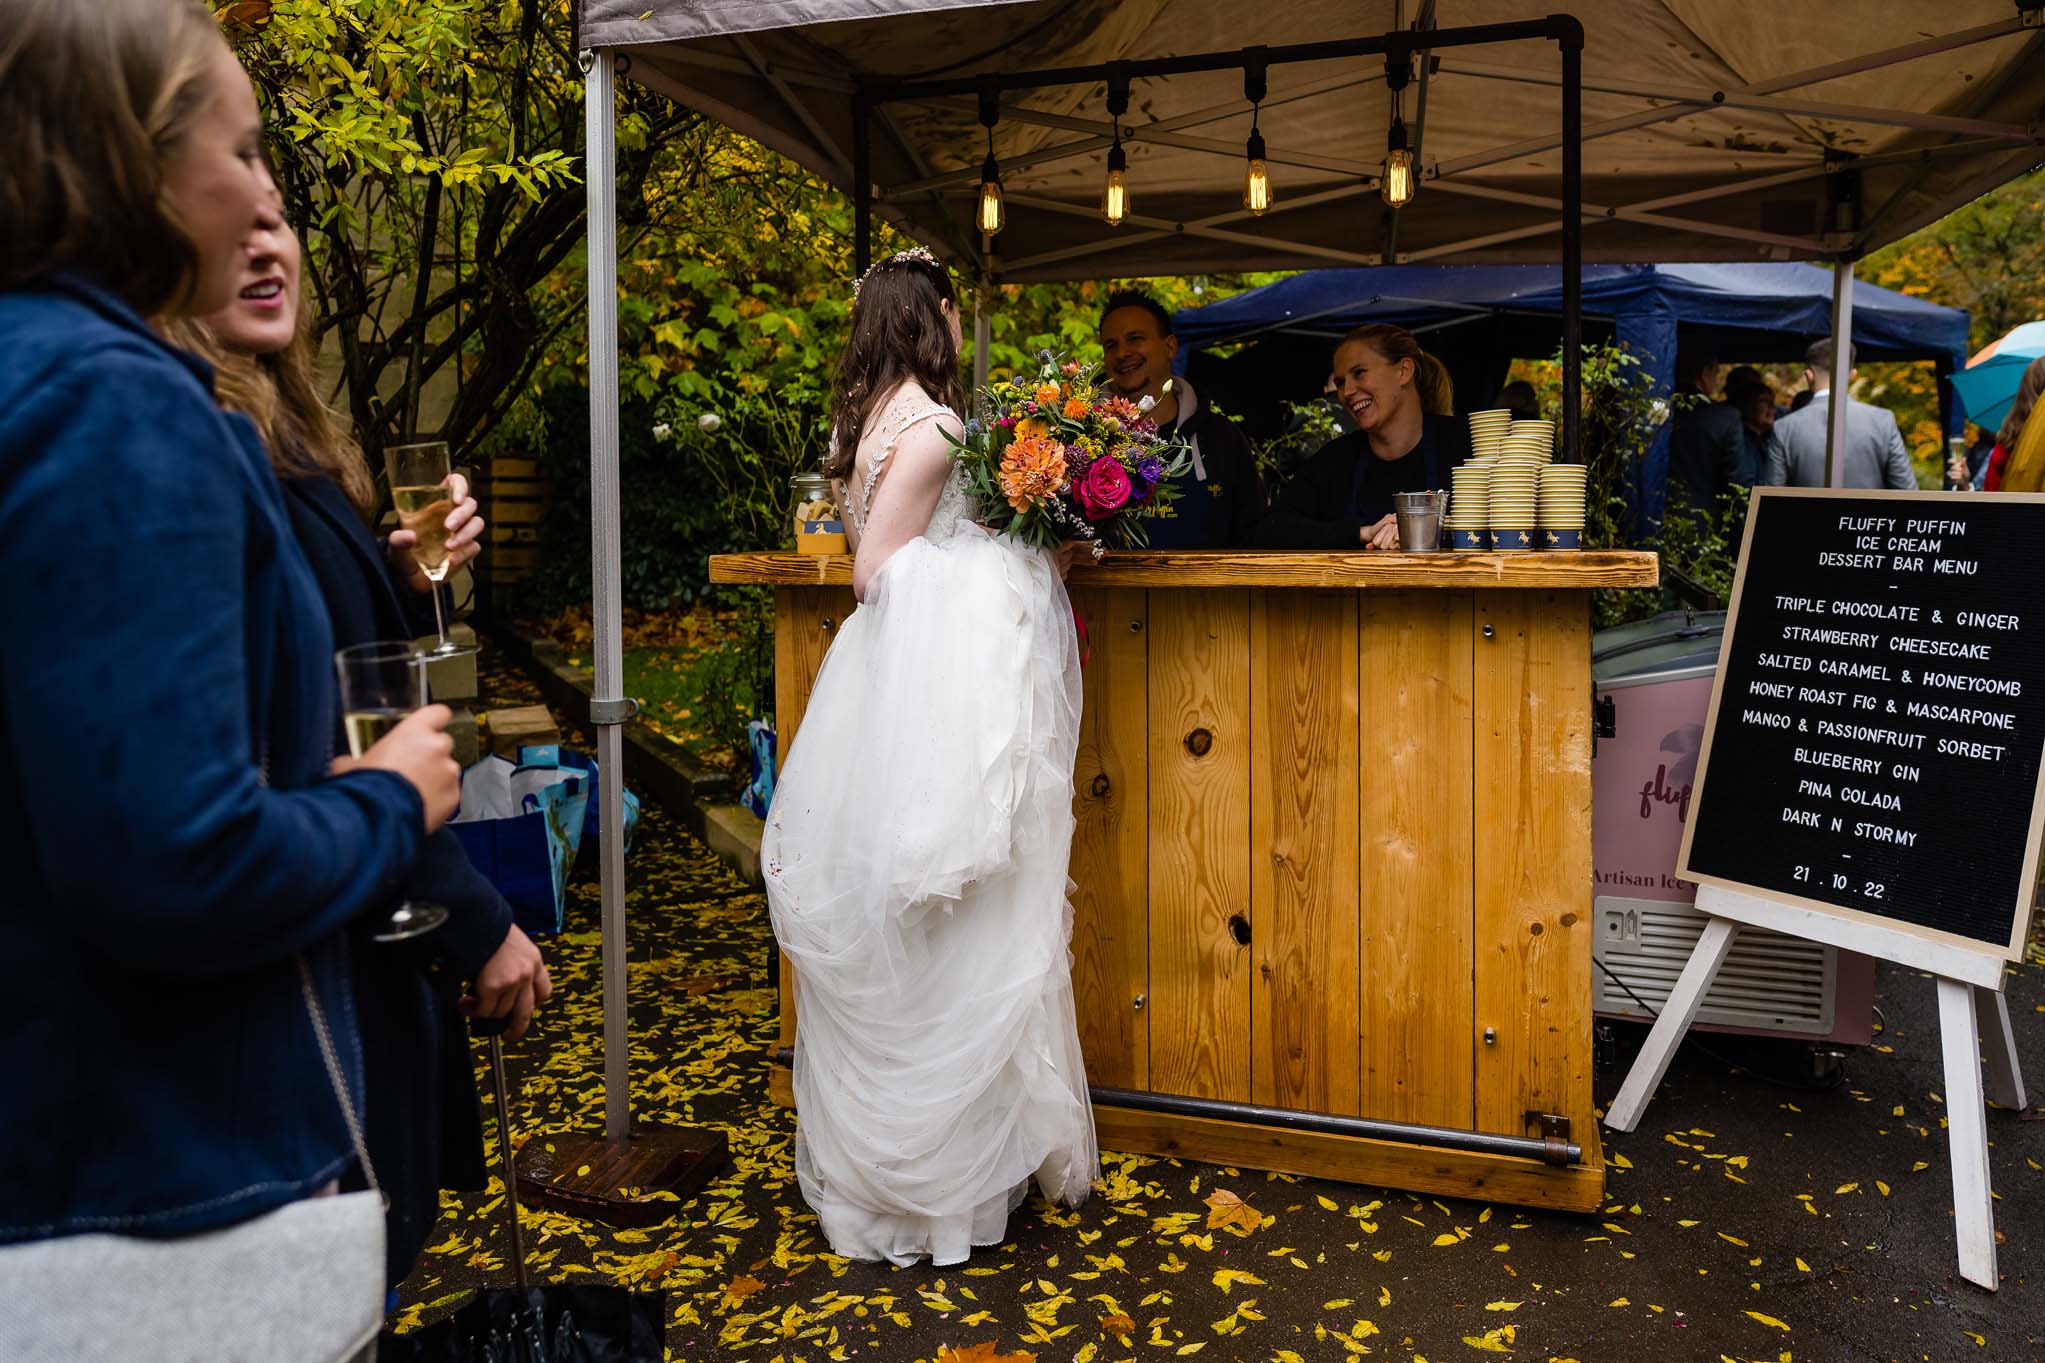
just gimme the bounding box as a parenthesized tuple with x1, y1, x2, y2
(1100, 291, 1265, 548)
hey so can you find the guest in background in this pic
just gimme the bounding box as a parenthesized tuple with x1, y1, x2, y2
(1665, 349, 1747, 520)
(1721, 365, 1766, 405)
(1982, 357, 2045, 492)
(1788, 389, 1814, 414)
(168, 197, 553, 1290)
(1254, 323, 1466, 549)
(1499, 379, 1539, 420)
(0, 0, 457, 1281)
(1098, 292, 1264, 547)
(1728, 379, 1776, 487)
(1762, 338, 1914, 489)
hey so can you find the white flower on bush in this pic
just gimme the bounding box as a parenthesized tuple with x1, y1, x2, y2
(697, 412, 723, 433)
(651, 422, 673, 442)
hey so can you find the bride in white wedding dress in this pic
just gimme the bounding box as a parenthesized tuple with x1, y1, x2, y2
(762, 247, 1097, 1266)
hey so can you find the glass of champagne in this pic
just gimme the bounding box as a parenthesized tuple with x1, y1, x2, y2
(385, 440, 474, 658)
(336, 641, 451, 943)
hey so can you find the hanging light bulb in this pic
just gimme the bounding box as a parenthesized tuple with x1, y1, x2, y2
(1102, 138, 1129, 226)
(1101, 69, 1131, 227)
(1381, 54, 1416, 209)
(976, 153, 1004, 237)
(1241, 60, 1271, 217)
(1243, 127, 1271, 216)
(1381, 115, 1415, 207)
(975, 86, 1004, 237)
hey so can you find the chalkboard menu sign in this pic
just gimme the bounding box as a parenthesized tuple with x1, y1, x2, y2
(1679, 489, 2045, 959)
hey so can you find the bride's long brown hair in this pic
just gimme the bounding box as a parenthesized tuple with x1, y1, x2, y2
(825, 251, 965, 479)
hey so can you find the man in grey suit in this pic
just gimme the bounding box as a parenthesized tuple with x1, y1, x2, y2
(1762, 338, 1916, 489)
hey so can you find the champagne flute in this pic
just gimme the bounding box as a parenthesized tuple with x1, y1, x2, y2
(336, 641, 451, 943)
(384, 439, 475, 658)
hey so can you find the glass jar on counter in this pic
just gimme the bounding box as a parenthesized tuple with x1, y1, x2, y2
(790, 471, 847, 555)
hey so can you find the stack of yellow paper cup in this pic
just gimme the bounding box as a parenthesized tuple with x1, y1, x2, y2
(1500, 418, 1554, 467)
(1447, 461, 1491, 551)
(1486, 459, 1539, 551)
(1538, 463, 1588, 549)
(1467, 409, 1512, 461)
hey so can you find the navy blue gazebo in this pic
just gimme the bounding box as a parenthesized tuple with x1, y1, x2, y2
(1171, 262, 1969, 519)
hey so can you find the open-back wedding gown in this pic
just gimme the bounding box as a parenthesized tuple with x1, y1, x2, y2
(762, 391, 1098, 1266)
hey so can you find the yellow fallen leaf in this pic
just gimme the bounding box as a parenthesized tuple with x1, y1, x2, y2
(1203, 1189, 1263, 1236)
(1612, 1153, 1633, 1169)
(1717, 1233, 1748, 1247)
(1965, 1332, 1986, 1347)
(1677, 1219, 1700, 1227)
(1835, 1182, 1860, 1194)
(1431, 1233, 1460, 1247)
(1378, 1286, 1391, 1307)
(1609, 1297, 1631, 1307)
(1745, 1310, 1791, 1331)
(1484, 1300, 1522, 1311)
(1462, 1325, 1515, 1352)
(1795, 1258, 1810, 1273)
(1876, 1180, 1891, 1197)
(1323, 1298, 1353, 1309)
(1912, 1161, 1930, 1173)
(1371, 1249, 1392, 1262)
(1211, 1269, 1264, 1293)
(1315, 1195, 1339, 1211)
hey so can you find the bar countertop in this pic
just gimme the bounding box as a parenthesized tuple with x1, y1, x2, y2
(710, 549, 1659, 590)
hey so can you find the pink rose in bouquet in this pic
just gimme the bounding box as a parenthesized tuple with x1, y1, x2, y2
(1075, 456, 1133, 520)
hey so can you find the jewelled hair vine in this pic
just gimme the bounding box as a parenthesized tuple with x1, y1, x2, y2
(852, 245, 940, 301)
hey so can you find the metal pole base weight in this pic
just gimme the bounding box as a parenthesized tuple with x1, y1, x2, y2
(514, 1125, 730, 1229)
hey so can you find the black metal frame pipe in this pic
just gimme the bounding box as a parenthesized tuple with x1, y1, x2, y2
(1559, 15, 1584, 465)
(1090, 1086, 1582, 1167)
(852, 93, 872, 277)
(866, 18, 1577, 103)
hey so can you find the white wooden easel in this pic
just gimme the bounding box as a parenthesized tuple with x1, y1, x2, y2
(1606, 884, 2025, 1291)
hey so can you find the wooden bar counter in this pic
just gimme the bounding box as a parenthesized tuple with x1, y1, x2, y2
(710, 550, 1659, 1211)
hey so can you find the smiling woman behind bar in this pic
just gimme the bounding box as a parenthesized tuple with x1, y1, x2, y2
(1254, 323, 1466, 549)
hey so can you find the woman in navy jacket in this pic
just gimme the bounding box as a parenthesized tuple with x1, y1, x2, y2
(170, 199, 554, 1287)
(0, 2, 461, 1245)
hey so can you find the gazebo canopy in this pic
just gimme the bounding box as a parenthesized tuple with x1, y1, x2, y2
(581, 0, 2045, 282)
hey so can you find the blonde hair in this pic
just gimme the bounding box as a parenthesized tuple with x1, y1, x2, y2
(0, 0, 227, 315)
(1336, 323, 1455, 417)
(164, 313, 379, 518)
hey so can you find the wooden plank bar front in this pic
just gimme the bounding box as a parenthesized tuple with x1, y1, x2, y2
(717, 550, 1658, 1211)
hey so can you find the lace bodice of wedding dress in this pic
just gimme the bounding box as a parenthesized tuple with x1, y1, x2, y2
(843, 392, 975, 544)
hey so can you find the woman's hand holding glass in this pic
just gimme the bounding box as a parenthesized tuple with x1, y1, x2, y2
(330, 704, 461, 833)
(388, 470, 484, 594)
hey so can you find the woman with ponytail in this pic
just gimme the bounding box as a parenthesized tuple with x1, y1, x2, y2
(1255, 323, 1467, 548)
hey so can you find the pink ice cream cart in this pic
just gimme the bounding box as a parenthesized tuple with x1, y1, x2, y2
(1592, 611, 1875, 1045)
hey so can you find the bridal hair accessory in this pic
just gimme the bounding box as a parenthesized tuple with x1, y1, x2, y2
(853, 245, 941, 301)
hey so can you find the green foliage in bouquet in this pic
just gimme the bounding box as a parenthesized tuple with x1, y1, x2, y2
(946, 355, 1194, 552)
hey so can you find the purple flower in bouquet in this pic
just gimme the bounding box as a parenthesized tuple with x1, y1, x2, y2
(1063, 444, 1092, 478)
(1137, 455, 1164, 485)
(1075, 457, 1133, 520)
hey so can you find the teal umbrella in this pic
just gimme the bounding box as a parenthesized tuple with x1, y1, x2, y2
(1950, 321, 2045, 436)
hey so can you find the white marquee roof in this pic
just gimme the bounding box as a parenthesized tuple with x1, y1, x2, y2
(580, 0, 2045, 282)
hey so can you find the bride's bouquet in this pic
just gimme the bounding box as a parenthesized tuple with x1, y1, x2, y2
(947, 354, 1194, 553)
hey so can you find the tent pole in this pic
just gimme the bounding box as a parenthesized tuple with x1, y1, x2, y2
(1559, 22, 1582, 464)
(972, 266, 990, 391)
(581, 46, 631, 1147)
(853, 93, 872, 276)
(1827, 262, 1855, 488)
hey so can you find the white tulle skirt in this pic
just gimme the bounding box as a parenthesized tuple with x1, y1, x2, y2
(762, 523, 1097, 1266)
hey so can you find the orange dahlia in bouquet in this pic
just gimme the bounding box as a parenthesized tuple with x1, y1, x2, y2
(946, 354, 1194, 553)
